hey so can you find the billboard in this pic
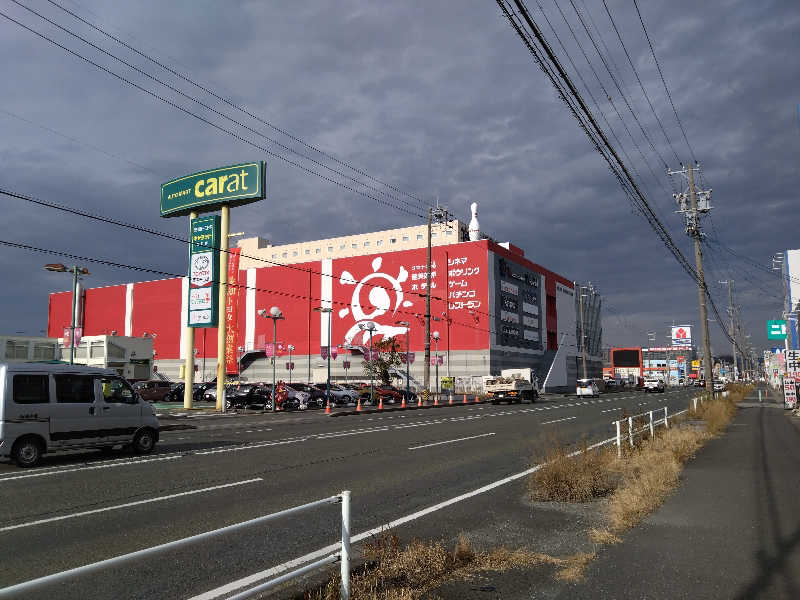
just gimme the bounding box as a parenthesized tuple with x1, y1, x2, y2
(188, 215, 220, 327)
(671, 326, 692, 347)
(161, 162, 266, 217)
(612, 349, 641, 368)
(767, 319, 787, 340)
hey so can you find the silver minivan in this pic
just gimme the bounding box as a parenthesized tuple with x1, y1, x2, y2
(0, 362, 159, 467)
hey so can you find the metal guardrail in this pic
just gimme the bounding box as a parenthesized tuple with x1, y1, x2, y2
(612, 404, 689, 457)
(0, 491, 352, 600)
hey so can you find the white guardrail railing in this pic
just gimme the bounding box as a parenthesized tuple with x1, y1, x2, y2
(612, 403, 693, 458)
(0, 491, 353, 600)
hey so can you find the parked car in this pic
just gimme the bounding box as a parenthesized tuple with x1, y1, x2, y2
(133, 380, 173, 402)
(312, 383, 355, 406)
(576, 378, 600, 398)
(165, 382, 213, 403)
(694, 379, 706, 388)
(0, 362, 159, 467)
(288, 383, 326, 408)
(644, 378, 665, 393)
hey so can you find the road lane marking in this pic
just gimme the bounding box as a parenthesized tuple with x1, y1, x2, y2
(189, 431, 622, 600)
(0, 478, 263, 532)
(408, 433, 495, 450)
(0, 455, 183, 482)
(541, 416, 577, 425)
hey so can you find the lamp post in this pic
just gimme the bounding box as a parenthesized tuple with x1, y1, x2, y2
(396, 321, 410, 404)
(314, 306, 333, 411)
(432, 331, 440, 397)
(358, 321, 377, 405)
(45, 263, 89, 365)
(287, 344, 295, 384)
(257, 306, 283, 413)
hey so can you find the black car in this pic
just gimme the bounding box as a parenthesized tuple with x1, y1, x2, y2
(164, 382, 213, 403)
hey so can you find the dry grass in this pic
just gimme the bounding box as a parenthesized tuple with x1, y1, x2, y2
(529, 441, 616, 503)
(304, 533, 597, 599)
(588, 527, 621, 545)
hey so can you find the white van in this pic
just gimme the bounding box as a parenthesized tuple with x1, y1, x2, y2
(0, 362, 159, 467)
(576, 378, 600, 398)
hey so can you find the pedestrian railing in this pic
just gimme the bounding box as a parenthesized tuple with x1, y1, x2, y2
(0, 491, 353, 600)
(612, 405, 687, 457)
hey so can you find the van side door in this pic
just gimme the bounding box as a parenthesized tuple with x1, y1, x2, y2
(97, 375, 141, 444)
(50, 373, 103, 447)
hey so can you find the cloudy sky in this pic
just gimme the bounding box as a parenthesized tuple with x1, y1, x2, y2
(1, 0, 798, 356)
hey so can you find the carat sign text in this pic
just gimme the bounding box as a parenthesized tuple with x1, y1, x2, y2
(161, 162, 266, 217)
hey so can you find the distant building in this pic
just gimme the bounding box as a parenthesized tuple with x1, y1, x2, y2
(0, 335, 60, 362)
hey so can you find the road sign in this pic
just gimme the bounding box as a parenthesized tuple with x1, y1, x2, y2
(786, 350, 800, 374)
(767, 319, 787, 340)
(783, 377, 797, 409)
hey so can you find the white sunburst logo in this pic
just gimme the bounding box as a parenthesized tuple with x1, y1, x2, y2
(338, 256, 414, 345)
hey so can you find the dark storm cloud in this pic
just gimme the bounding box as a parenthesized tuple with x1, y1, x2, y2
(0, 0, 797, 356)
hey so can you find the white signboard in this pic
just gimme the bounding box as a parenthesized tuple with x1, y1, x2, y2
(786, 350, 800, 374)
(189, 288, 213, 310)
(190, 252, 213, 287)
(671, 326, 692, 347)
(784, 377, 797, 409)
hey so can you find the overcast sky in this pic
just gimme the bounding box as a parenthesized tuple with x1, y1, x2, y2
(1, 0, 798, 356)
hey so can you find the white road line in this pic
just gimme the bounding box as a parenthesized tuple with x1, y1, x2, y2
(541, 416, 577, 425)
(601, 407, 622, 413)
(0, 478, 263, 533)
(190, 432, 622, 600)
(0, 455, 183, 482)
(408, 433, 495, 450)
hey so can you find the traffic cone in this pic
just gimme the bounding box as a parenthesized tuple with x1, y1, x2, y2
(378, 397, 384, 411)
(434, 394, 439, 406)
(325, 399, 332, 414)
(449, 393, 453, 405)
(356, 398, 362, 412)
(463, 393, 468, 404)
(401, 396, 407, 409)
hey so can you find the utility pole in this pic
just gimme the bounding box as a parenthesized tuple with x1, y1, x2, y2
(719, 279, 737, 381)
(424, 204, 449, 396)
(578, 284, 587, 379)
(670, 163, 714, 389)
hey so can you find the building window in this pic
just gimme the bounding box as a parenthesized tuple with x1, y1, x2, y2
(446, 230, 453, 236)
(340, 244, 346, 250)
(304, 249, 310, 255)
(271, 253, 277, 259)
(402, 235, 409, 242)
(351, 243, 357, 249)
(416, 234, 423, 240)
(282, 252, 288, 258)
(389, 238, 397, 244)
(292, 251, 298, 257)
(5, 341, 28, 360)
(363, 241, 370, 247)
(376, 240, 383, 246)
(32, 343, 56, 360)
(328, 246, 333, 252)
(315, 248, 321, 254)
(431, 232, 437, 238)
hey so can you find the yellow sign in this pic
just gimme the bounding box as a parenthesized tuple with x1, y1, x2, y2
(691, 360, 700, 370)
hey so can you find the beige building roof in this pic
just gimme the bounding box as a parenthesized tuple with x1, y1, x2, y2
(237, 220, 466, 269)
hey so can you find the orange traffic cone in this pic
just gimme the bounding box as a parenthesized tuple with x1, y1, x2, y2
(463, 393, 468, 404)
(449, 394, 453, 405)
(401, 396, 406, 409)
(325, 399, 332, 414)
(378, 397, 384, 411)
(434, 394, 439, 406)
(356, 398, 362, 412)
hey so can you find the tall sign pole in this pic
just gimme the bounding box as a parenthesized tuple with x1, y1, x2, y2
(161, 162, 266, 412)
(216, 205, 230, 411)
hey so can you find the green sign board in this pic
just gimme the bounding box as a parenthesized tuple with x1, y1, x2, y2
(161, 162, 266, 218)
(188, 215, 220, 327)
(767, 319, 787, 340)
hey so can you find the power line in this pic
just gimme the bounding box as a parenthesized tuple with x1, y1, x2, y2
(0, 6, 424, 220)
(600, 0, 681, 165)
(44, 0, 430, 211)
(632, 0, 698, 166)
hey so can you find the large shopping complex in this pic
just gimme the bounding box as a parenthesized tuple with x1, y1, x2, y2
(46, 215, 603, 393)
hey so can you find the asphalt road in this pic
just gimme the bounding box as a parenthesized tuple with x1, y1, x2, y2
(0, 387, 697, 599)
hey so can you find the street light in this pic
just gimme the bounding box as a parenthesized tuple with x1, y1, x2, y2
(314, 306, 333, 410)
(287, 344, 295, 385)
(395, 320, 410, 406)
(257, 306, 283, 413)
(358, 321, 377, 406)
(44, 263, 89, 365)
(432, 330, 440, 398)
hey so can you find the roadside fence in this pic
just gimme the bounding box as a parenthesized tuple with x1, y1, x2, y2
(612, 404, 690, 458)
(0, 491, 353, 600)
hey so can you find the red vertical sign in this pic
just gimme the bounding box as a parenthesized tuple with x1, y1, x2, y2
(225, 248, 242, 375)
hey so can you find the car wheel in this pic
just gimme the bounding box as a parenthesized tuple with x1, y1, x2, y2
(12, 436, 43, 468)
(342, 395, 351, 405)
(132, 428, 157, 454)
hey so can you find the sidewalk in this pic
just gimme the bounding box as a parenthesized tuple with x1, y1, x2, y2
(559, 388, 800, 599)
